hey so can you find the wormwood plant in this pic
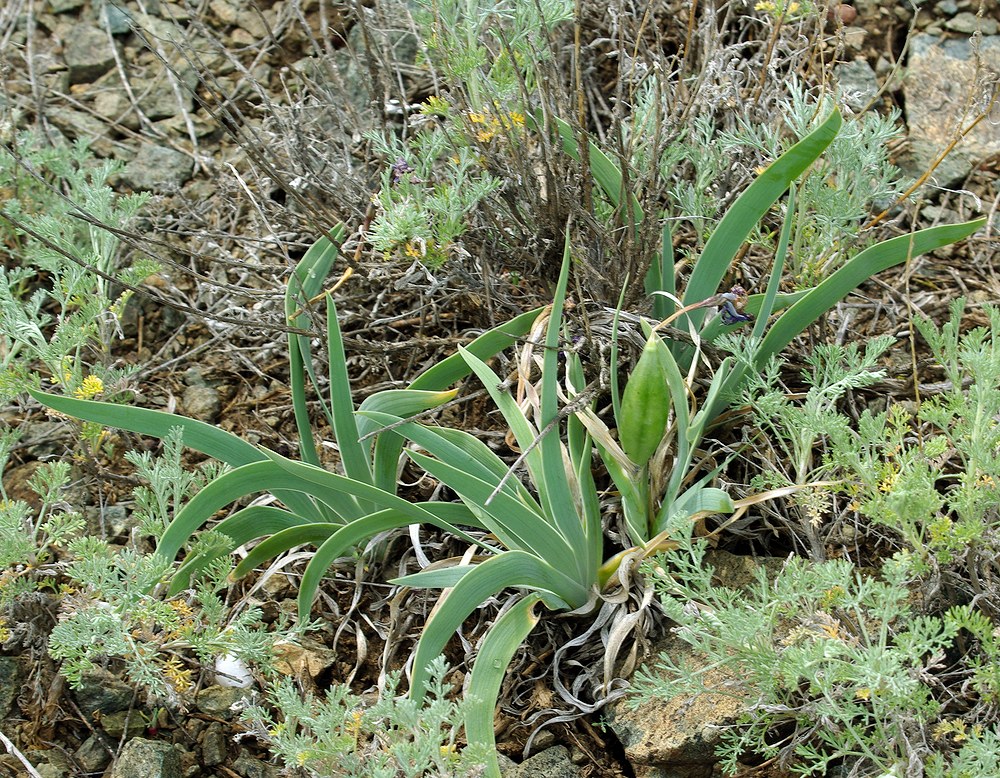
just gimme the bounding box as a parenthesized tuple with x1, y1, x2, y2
(630, 543, 978, 775)
(815, 299, 1000, 573)
(46, 428, 271, 700)
(362, 0, 571, 267)
(243, 655, 488, 777)
(48, 540, 273, 698)
(364, 108, 505, 267)
(0, 431, 84, 645)
(0, 133, 155, 403)
(735, 335, 897, 558)
(628, 297, 1000, 774)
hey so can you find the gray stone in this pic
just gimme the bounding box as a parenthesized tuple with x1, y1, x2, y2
(603, 552, 782, 778)
(100, 1, 135, 34)
(120, 144, 194, 192)
(200, 722, 228, 766)
(903, 34, 1000, 186)
(0, 657, 22, 719)
(323, 5, 419, 126)
(181, 384, 221, 423)
(231, 750, 277, 778)
(835, 58, 879, 112)
(109, 739, 182, 778)
(124, 9, 186, 44)
(945, 11, 999, 35)
(74, 733, 114, 773)
(234, 6, 270, 40)
(195, 685, 245, 719)
(48, 0, 85, 12)
(85, 504, 132, 538)
(47, 108, 118, 156)
(605, 632, 743, 778)
(64, 26, 115, 84)
(134, 68, 197, 121)
(209, 0, 239, 24)
(27, 749, 73, 778)
(503, 746, 581, 778)
(93, 88, 141, 130)
(72, 669, 134, 717)
(100, 710, 147, 739)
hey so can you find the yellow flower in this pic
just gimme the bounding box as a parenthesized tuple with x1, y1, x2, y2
(877, 466, 898, 494)
(73, 375, 104, 399)
(855, 687, 871, 700)
(506, 111, 525, 127)
(423, 95, 449, 113)
(161, 655, 193, 693)
(467, 111, 488, 124)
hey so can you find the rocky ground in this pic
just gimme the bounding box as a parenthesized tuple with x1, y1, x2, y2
(3, 0, 1000, 776)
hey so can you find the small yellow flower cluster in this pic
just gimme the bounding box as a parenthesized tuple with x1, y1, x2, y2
(466, 109, 526, 143)
(927, 516, 955, 548)
(161, 655, 193, 693)
(295, 750, 313, 766)
(73, 375, 104, 399)
(755, 0, 801, 14)
(932, 718, 980, 744)
(165, 599, 197, 640)
(877, 464, 898, 494)
(819, 585, 846, 610)
(421, 95, 450, 115)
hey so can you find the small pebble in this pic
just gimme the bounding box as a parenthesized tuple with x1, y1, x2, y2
(828, 3, 857, 24)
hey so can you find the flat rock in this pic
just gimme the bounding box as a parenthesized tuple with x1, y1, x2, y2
(606, 631, 745, 778)
(604, 552, 783, 778)
(195, 684, 246, 719)
(108, 739, 182, 778)
(181, 384, 221, 422)
(64, 26, 115, 84)
(74, 733, 114, 773)
(71, 669, 134, 717)
(119, 143, 194, 192)
(502, 745, 581, 778)
(903, 33, 1000, 186)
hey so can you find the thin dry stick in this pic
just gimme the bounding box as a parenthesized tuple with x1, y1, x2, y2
(751, 11, 789, 106)
(0, 729, 43, 778)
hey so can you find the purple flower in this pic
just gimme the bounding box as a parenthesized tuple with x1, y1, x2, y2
(391, 158, 414, 184)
